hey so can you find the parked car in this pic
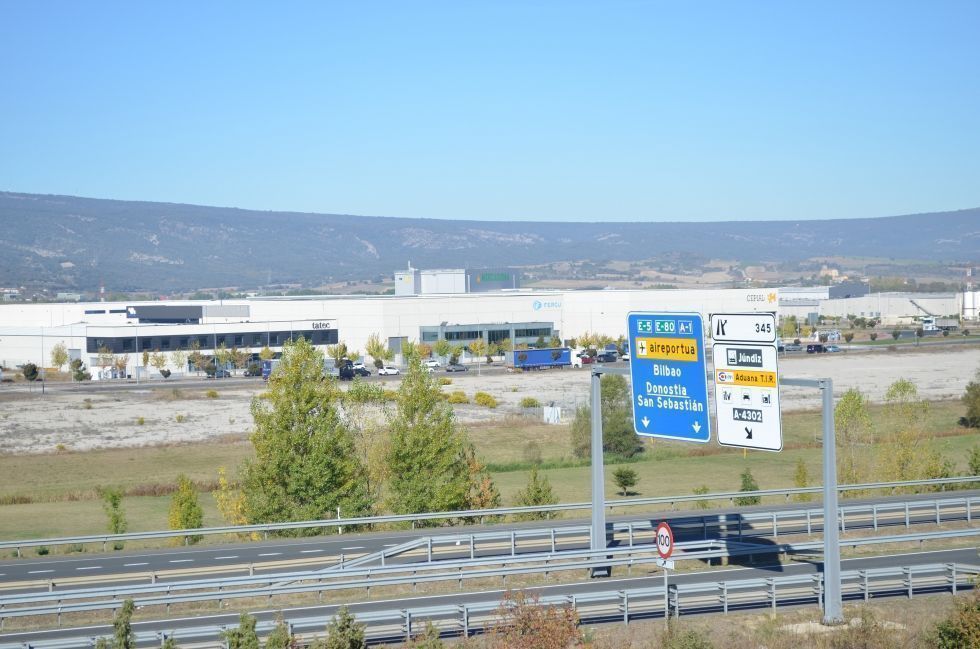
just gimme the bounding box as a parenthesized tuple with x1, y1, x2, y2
(825, 345, 842, 353)
(806, 343, 826, 354)
(784, 343, 803, 352)
(352, 361, 368, 371)
(424, 359, 441, 369)
(353, 366, 371, 377)
(378, 365, 400, 375)
(578, 354, 595, 365)
(207, 369, 232, 379)
(596, 352, 618, 363)
(445, 363, 468, 372)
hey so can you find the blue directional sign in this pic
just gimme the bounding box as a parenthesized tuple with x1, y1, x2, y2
(627, 312, 711, 442)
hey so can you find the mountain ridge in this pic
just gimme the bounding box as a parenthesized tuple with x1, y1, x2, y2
(1, 191, 977, 293)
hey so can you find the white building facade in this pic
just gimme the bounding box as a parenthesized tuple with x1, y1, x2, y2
(0, 288, 778, 375)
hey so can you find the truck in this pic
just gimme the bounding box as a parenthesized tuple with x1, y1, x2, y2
(511, 347, 572, 371)
(921, 317, 958, 332)
(261, 359, 280, 381)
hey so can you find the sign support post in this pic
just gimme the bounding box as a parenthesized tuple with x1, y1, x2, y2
(589, 365, 629, 577)
(781, 376, 842, 625)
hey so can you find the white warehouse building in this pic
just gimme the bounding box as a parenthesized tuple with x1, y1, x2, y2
(0, 288, 778, 377)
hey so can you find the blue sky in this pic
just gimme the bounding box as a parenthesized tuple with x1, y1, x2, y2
(2, 1, 978, 222)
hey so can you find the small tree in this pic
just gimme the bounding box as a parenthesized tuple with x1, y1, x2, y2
(613, 467, 638, 495)
(97, 486, 127, 536)
(432, 337, 452, 363)
(221, 612, 260, 649)
(51, 342, 69, 371)
(968, 446, 980, 476)
(168, 474, 204, 545)
(514, 465, 557, 520)
(315, 605, 365, 649)
(961, 377, 980, 428)
(891, 329, 901, 341)
(70, 358, 91, 381)
(843, 332, 854, 344)
(112, 599, 136, 649)
(113, 354, 128, 378)
(734, 468, 761, 506)
(259, 345, 275, 361)
(793, 458, 812, 502)
(141, 350, 150, 373)
(468, 338, 487, 370)
(22, 362, 39, 382)
(870, 332, 878, 341)
(487, 590, 581, 649)
(264, 615, 294, 649)
(150, 351, 168, 376)
(366, 333, 392, 369)
(915, 327, 924, 345)
(170, 348, 187, 373)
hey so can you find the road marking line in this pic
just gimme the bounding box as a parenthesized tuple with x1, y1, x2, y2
(214, 556, 238, 560)
(123, 562, 148, 567)
(76, 566, 101, 571)
(169, 559, 194, 564)
(257, 552, 282, 557)
(28, 570, 54, 574)
(341, 546, 364, 551)
(300, 549, 324, 554)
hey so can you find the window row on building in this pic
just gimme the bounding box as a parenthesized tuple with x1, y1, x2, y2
(85, 328, 339, 354)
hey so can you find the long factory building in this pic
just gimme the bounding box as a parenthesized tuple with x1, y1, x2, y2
(0, 288, 777, 377)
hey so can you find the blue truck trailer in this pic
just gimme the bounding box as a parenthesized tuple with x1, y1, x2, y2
(511, 347, 572, 370)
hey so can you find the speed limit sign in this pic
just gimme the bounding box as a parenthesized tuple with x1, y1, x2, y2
(656, 522, 674, 559)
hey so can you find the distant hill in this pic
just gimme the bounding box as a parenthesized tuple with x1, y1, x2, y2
(0, 191, 977, 293)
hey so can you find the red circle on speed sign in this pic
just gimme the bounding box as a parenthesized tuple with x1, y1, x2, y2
(656, 522, 674, 559)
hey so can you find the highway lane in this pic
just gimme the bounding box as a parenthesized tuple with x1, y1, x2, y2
(2, 547, 975, 648)
(1, 490, 975, 589)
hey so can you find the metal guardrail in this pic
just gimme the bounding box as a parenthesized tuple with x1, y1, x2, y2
(1, 525, 977, 625)
(4, 561, 977, 648)
(2, 476, 976, 554)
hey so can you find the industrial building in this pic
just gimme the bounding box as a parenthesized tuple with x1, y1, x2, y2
(0, 288, 776, 377)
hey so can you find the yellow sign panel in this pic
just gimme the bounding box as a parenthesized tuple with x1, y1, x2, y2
(716, 369, 777, 387)
(636, 337, 699, 362)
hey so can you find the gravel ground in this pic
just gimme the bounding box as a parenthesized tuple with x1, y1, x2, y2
(1, 347, 978, 454)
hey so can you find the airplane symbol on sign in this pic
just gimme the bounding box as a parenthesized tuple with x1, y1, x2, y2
(637, 340, 647, 355)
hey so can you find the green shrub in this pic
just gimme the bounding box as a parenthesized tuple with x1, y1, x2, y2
(474, 392, 498, 408)
(693, 485, 710, 510)
(136, 416, 145, 426)
(205, 389, 218, 399)
(931, 592, 980, 648)
(519, 397, 541, 408)
(382, 389, 399, 402)
(660, 623, 715, 649)
(36, 545, 49, 556)
(82, 398, 93, 410)
(447, 391, 469, 404)
(734, 468, 761, 506)
(175, 414, 186, 423)
(438, 377, 452, 386)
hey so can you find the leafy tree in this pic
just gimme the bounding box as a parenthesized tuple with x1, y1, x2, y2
(448, 344, 463, 364)
(930, 591, 980, 648)
(834, 388, 873, 484)
(240, 338, 370, 530)
(467, 338, 487, 368)
(385, 351, 475, 520)
(313, 605, 365, 649)
(70, 358, 91, 381)
(550, 335, 563, 348)
(215, 343, 233, 371)
(187, 340, 203, 374)
(613, 467, 638, 495)
(430, 337, 450, 361)
(111, 599, 136, 649)
(365, 333, 392, 369)
(960, 372, 980, 428)
(264, 616, 294, 649)
(326, 342, 351, 367)
(141, 349, 150, 372)
(881, 378, 950, 485)
(169, 348, 187, 372)
(869, 332, 878, 341)
(221, 612, 260, 649)
(514, 465, 557, 520)
(150, 350, 168, 374)
(793, 458, 812, 502)
(259, 345, 275, 361)
(417, 342, 433, 359)
(22, 362, 38, 381)
(464, 445, 500, 512)
(915, 327, 924, 345)
(570, 375, 641, 458)
(50, 342, 69, 371)
(168, 474, 204, 545)
(734, 468, 760, 506)
(97, 486, 127, 535)
(891, 329, 901, 341)
(113, 354, 128, 378)
(843, 332, 854, 344)
(231, 347, 250, 373)
(486, 342, 500, 364)
(406, 622, 444, 648)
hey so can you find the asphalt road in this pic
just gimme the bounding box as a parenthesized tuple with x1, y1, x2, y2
(1, 547, 975, 648)
(1, 490, 974, 590)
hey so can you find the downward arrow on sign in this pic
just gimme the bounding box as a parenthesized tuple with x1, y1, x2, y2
(692, 421, 701, 434)
(641, 416, 650, 428)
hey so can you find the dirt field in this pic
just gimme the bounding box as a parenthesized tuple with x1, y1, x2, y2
(1, 347, 978, 455)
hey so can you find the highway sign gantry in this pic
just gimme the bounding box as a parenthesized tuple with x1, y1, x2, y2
(710, 313, 783, 451)
(627, 312, 710, 442)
